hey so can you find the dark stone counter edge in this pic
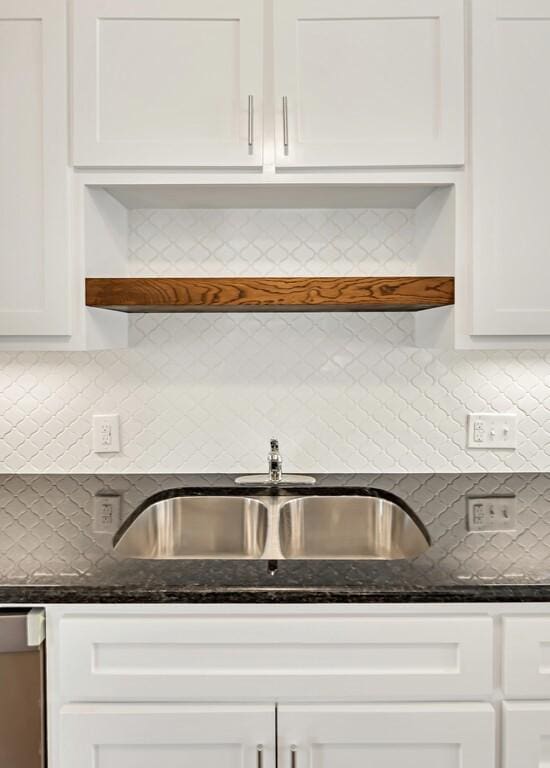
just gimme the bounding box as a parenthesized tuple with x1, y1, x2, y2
(2, 585, 550, 604)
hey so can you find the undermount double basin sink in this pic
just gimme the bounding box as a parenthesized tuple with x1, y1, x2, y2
(113, 492, 430, 561)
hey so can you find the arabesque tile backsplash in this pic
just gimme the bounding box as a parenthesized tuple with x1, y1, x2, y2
(1, 207, 550, 475)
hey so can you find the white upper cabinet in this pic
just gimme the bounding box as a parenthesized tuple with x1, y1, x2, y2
(471, 0, 550, 336)
(71, 0, 263, 168)
(0, 0, 70, 337)
(72, 0, 463, 171)
(273, 0, 465, 168)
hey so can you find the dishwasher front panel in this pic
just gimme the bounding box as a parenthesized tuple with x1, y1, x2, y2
(0, 610, 45, 768)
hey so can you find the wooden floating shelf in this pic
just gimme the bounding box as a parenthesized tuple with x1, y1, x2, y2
(86, 276, 455, 313)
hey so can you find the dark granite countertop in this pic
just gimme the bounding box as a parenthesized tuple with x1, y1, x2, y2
(1, 584, 550, 604)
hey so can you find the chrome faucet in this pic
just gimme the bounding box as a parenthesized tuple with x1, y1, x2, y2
(234, 438, 316, 486)
(268, 439, 283, 483)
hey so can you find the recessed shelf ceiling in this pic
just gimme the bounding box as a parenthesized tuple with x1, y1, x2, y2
(86, 276, 455, 313)
(101, 183, 443, 210)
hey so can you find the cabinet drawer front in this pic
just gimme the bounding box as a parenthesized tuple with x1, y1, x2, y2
(503, 616, 550, 697)
(60, 704, 275, 768)
(59, 613, 493, 702)
(503, 702, 550, 768)
(278, 703, 495, 768)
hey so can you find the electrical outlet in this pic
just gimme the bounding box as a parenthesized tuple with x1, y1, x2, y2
(92, 414, 120, 453)
(466, 496, 517, 532)
(93, 495, 121, 534)
(467, 413, 517, 449)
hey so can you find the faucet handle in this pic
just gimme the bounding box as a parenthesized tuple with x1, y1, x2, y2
(270, 438, 279, 453)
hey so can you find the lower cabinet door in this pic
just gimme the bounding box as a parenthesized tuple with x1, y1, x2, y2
(504, 702, 550, 768)
(278, 703, 495, 768)
(60, 704, 275, 768)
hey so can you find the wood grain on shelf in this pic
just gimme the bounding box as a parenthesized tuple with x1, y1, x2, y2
(86, 276, 455, 313)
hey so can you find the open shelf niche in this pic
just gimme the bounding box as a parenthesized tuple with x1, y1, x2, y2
(83, 183, 456, 347)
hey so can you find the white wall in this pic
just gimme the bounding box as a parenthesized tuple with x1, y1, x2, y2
(0, 208, 549, 474)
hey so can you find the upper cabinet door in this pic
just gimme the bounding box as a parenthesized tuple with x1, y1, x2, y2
(273, 0, 465, 168)
(471, 0, 550, 335)
(0, 0, 70, 337)
(72, 0, 263, 167)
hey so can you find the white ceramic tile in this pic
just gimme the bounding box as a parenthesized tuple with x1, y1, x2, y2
(0, 208, 550, 474)
(128, 208, 416, 276)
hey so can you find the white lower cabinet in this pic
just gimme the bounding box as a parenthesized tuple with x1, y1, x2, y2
(60, 702, 494, 768)
(60, 704, 275, 768)
(503, 702, 550, 768)
(278, 703, 495, 768)
(53, 606, 550, 768)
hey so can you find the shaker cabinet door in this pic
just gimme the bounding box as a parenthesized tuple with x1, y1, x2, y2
(278, 703, 495, 768)
(0, 0, 70, 336)
(72, 0, 263, 168)
(61, 704, 276, 768)
(471, 0, 550, 335)
(274, 0, 465, 168)
(503, 703, 550, 768)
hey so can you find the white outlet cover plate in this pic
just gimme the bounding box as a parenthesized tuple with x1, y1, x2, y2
(92, 414, 120, 453)
(93, 495, 121, 534)
(467, 413, 517, 449)
(467, 496, 517, 533)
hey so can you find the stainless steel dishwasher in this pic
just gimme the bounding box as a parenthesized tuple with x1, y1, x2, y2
(0, 609, 46, 768)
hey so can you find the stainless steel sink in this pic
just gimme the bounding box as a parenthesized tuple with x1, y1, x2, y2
(113, 496, 269, 559)
(279, 495, 430, 559)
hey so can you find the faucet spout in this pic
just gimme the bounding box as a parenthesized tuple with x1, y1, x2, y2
(268, 439, 283, 483)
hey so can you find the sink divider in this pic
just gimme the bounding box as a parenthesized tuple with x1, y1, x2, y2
(259, 496, 285, 561)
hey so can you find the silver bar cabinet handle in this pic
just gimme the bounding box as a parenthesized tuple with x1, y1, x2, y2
(257, 744, 263, 768)
(290, 744, 297, 768)
(282, 96, 289, 151)
(248, 95, 254, 148)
